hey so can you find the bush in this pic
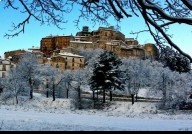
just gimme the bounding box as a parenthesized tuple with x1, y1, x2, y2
(178, 101, 192, 110)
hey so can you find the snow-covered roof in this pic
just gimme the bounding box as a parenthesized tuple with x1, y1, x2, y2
(0, 59, 16, 65)
(57, 52, 84, 58)
(121, 45, 144, 50)
(70, 41, 93, 44)
(8, 56, 12, 59)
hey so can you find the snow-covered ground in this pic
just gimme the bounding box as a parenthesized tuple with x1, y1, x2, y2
(1, 92, 192, 131)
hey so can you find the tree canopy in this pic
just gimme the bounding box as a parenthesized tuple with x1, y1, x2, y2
(2, 0, 192, 62)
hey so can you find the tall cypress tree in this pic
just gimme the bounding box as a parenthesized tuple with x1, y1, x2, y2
(90, 51, 122, 103)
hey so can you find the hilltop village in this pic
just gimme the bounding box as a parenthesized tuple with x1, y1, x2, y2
(1, 26, 159, 77)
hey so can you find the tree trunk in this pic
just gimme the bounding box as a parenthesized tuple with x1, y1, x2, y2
(53, 84, 55, 101)
(93, 90, 95, 100)
(110, 91, 112, 101)
(162, 90, 166, 107)
(29, 77, 33, 99)
(131, 94, 134, 105)
(103, 89, 105, 103)
(135, 93, 138, 102)
(46, 83, 49, 98)
(16, 95, 18, 104)
(46, 90, 49, 98)
(162, 73, 166, 108)
(66, 89, 69, 99)
(97, 89, 98, 100)
(78, 87, 81, 102)
(30, 89, 33, 99)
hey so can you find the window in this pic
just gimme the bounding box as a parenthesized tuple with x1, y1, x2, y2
(2, 65, 6, 71)
(80, 59, 82, 62)
(72, 63, 74, 67)
(72, 58, 75, 62)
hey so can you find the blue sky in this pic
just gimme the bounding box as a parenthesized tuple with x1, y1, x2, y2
(0, 1, 192, 59)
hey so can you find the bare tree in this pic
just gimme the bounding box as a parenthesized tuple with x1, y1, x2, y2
(2, 0, 192, 61)
(38, 65, 64, 101)
(17, 52, 38, 99)
(0, 69, 27, 104)
(62, 70, 73, 99)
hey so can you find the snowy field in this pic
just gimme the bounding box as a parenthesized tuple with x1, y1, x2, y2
(1, 92, 192, 131)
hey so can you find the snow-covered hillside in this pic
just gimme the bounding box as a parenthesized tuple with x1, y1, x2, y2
(1, 92, 192, 131)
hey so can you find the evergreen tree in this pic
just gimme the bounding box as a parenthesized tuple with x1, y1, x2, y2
(159, 47, 191, 73)
(90, 51, 122, 103)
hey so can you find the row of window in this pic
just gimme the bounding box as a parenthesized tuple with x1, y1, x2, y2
(54, 58, 83, 62)
(0, 64, 14, 71)
(53, 62, 83, 69)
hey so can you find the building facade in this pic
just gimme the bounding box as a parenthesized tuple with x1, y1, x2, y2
(4, 49, 26, 59)
(91, 26, 125, 50)
(143, 43, 159, 60)
(0, 59, 16, 78)
(125, 38, 139, 46)
(40, 35, 72, 57)
(120, 46, 146, 59)
(70, 41, 98, 50)
(49, 52, 85, 70)
(76, 26, 92, 37)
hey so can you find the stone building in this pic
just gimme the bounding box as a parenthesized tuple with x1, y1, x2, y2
(120, 45, 146, 59)
(103, 39, 146, 59)
(125, 38, 139, 46)
(4, 49, 26, 59)
(40, 35, 72, 57)
(70, 40, 98, 50)
(11, 53, 24, 63)
(0, 59, 16, 78)
(76, 26, 92, 37)
(52, 47, 78, 56)
(104, 40, 124, 55)
(4, 48, 44, 64)
(91, 26, 125, 49)
(28, 47, 44, 64)
(143, 43, 159, 60)
(49, 52, 85, 70)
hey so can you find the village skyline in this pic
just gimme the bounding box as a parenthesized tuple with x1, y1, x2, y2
(1, 1, 192, 59)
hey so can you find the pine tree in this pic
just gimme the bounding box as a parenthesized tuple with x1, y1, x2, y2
(90, 51, 122, 103)
(159, 47, 191, 73)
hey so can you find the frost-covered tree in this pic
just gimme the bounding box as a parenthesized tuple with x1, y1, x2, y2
(0, 78, 5, 95)
(70, 69, 89, 109)
(39, 65, 64, 101)
(78, 48, 104, 65)
(165, 72, 192, 109)
(120, 57, 150, 104)
(90, 51, 122, 103)
(0, 69, 27, 104)
(16, 52, 39, 99)
(149, 63, 190, 109)
(60, 70, 73, 99)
